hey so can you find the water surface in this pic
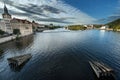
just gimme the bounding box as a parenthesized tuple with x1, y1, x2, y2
(0, 29, 120, 80)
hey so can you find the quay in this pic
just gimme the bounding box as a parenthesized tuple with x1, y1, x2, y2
(0, 35, 16, 44)
(0, 33, 33, 44)
(7, 54, 32, 66)
(89, 61, 114, 79)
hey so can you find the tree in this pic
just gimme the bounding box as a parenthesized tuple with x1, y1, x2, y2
(0, 29, 5, 35)
(13, 29, 20, 35)
(68, 25, 87, 30)
(50, 23, 53, 27)
(107, 19, 120, 30)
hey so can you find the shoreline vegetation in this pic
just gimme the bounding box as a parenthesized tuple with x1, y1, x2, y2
(67, 18, 120, 31)
(67, 25, 87, 30)
(107, 19, 120, 31)
(94, 18, 120, 31)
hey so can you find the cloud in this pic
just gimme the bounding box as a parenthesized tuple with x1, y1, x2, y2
(0, 0, 96, 25)
(30, 15, 73, 24)
(97, 0, 120, 24)
(40, 5, 66, 14)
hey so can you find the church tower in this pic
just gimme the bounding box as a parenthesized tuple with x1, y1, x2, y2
(1, 3, 13, 34)
(2, 4, 12, 19)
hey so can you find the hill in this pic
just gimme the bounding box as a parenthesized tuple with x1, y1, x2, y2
(107, 19, 120, 31)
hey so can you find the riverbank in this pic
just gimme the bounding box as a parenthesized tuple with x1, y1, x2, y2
(0, 33, 33, 44)
(99, 28, 120, 32)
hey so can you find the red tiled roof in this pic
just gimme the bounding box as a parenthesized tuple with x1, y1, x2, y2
(11, 18, 32, 24)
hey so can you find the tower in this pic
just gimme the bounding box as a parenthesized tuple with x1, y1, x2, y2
(1, 3, 13, 34)
(2, 4, 12, 19)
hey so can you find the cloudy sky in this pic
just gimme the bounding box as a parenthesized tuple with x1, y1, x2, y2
(0, 0, 120, 25)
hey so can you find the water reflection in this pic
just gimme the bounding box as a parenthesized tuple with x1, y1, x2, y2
(0, 49, 4, 56)
(0, 34, 34, 52)
(99, 76, 115, 80)
(100, 30, 105, 38)
(15, 35, 34, 50)
(6, 35, 34, 72)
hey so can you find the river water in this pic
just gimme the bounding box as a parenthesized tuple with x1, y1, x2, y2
(0, 29, 120, 80)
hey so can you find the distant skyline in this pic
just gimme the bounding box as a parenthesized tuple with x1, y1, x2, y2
(0, 0, 120, 25)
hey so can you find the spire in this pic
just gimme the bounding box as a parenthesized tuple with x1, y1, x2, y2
(4, 3, 9, 14)
(2, 1, 12, 19)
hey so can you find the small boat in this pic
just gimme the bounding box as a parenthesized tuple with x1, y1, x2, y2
(7, 54, 32, 67)
(89, 61, 115, 79)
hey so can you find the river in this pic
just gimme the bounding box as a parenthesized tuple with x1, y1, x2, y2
(0, 29, 120, 80)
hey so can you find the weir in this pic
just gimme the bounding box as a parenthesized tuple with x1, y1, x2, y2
(7, 54, 32, 66)
(89, 61, 115, 80)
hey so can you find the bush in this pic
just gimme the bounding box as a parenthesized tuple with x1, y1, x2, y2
(13, 29, 20, 35)
(0, 29, 5, 35)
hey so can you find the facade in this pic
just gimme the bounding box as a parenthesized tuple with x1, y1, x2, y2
(83, 24, 94, 29)
(11, 18, 33, 35)
(0, 19, 6, 32)
(100, 25, 109, 30)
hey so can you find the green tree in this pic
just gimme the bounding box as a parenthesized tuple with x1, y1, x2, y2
(107, 19, 120, 31)
(0, 29, 5, 35)
(13, 29, 20, 35)
(68, 25, 87, 30)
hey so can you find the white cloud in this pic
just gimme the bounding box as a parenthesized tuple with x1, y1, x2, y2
(97, 0, 120, 24)
(0, 0, 96, 25)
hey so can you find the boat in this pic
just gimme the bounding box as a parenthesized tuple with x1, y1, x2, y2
(89, 61, 115, 79)
(7, 54, 32, 67)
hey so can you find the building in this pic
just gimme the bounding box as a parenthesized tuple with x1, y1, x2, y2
(32, 21, 45, 32)
(100, 25, 108, 30)
(2, 4, 12, 19)
(0, 4, 33, 35)
(0, 4, 12, 34)
(11, 18, 33, 35)
(0, 19, 6, 32)
(32, 21, 38, 31)
(83, 24, 94, 29)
